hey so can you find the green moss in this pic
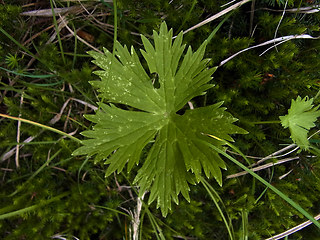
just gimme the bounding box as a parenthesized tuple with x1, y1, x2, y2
(0, 4, 21, 28)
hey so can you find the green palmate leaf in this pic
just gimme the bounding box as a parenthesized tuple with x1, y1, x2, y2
(73, 22, 247, 216)
(280, 96, 320, 150)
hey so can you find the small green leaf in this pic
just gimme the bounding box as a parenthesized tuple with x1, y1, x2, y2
(73, 22, 247, 216)
(280, 96, 320, 149)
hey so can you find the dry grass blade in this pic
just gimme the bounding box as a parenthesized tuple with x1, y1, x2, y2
(70, 97, 98, 110)
(221, 0, 238, 8)
(1, 96, 95, 163)
(51, 234, 80, 240)
(182, 0, 251, 35)
(226, 157, 300, 179)
(1, 136, 36, 163)
(59, 0, 112, 2)
(0, 114, 81, 143)
(249, 0, 255, 35)
(258, 5, 320, 14)
(226, 150, 261, 159)
(251, 144, 298, 167)
(266, 213, 320, 240)
(273, 0, 288, 53)
(219, 34, 320, 66)
(59, 15, 102, 53)
(47, 16, 68, 44)
(23, 24, 55, 45)
(251, 130, 320, 167)
(0, 113, 81, 163)
(77, 0, 114, 31)
(132, 192, 146, 240)
(21, 6, 82, 17)
(15, 93, 24, 168)
(49, 98, 72, 125)
(1, 168, 14, 172)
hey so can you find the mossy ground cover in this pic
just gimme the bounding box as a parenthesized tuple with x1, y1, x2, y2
(1, 0, 320, 239)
